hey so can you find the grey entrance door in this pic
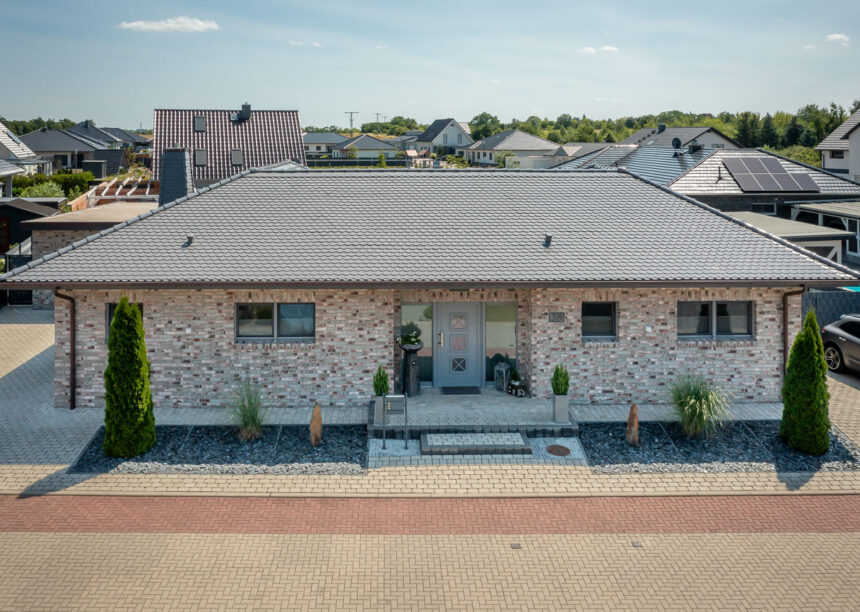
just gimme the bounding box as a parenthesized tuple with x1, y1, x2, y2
(434, 303, 483, 387)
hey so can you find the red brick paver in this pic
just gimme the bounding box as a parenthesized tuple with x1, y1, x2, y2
(4, 494, 860, 534)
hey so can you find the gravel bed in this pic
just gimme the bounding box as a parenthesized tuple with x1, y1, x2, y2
(70, 425, 367, 475)
(579, 420, 860, 474)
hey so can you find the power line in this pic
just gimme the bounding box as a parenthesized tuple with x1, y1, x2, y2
(345, 111, 359, 136)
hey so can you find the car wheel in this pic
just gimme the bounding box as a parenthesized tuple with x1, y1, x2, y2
(824, 344, 844, 372)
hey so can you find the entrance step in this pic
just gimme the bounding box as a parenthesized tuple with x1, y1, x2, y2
(419, 432, 532, 455)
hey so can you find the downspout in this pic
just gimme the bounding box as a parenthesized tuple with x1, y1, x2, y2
(782, 286, 807, 376)
(53, 290, 76, 410)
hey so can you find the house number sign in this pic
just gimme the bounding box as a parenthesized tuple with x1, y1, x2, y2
(548, 312, 565, 323)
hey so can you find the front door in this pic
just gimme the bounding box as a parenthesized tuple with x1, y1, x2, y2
(434, 303, 483, 388)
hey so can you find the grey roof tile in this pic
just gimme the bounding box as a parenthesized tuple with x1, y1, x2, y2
(20, 128, 101, 153)
(620, 126, 740, 147)
(1, 169, 855, 287)
(471, 130, 558, 152)
(816, 110, 860, 150)
(0, 158, 25, 177)
(302, 132, 348, 145)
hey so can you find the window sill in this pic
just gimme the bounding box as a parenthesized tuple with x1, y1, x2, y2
(235, 339, 316, 350)
(582, 336, 619, 346)
(677, 335, 755, 347)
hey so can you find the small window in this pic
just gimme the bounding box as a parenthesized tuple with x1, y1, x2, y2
(582, 302, 617, 338)
(678, 301, 752, 338)
(457, 133, 463, 144)
(193, 116, 206, 132)
(236, 302, 315, 343)
(443, 134, 448, 145)
(236, 304, 273, 339)
(231, 149, 244, 166)
(277, 303, 315, 341)
(751, 202, 777, 215)
(106, 302, 143, 343)
(832, 150, 845, 159)
(194, 149, 207, 166)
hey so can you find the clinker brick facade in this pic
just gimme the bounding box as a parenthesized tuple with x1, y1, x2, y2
(29, 230, 93, 309)
(53, 286, 802, 410)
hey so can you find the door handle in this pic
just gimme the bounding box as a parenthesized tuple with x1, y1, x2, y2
(439, 331, 444, 347)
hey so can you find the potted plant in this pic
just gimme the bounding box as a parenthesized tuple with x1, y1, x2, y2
(399, 322, 424, 397)
(373, 365, 389, 425)
(551, 364, 570, 422)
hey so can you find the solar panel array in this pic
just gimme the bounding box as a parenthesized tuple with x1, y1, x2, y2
(723, 157, 820, 193)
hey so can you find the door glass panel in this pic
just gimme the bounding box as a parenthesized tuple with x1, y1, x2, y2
(485, 303, 516, 382)
(450, 313, 467, 329)
(451, 335, 466, 351)
(451, 357, 466, 372)
(401, 304, 433, 382)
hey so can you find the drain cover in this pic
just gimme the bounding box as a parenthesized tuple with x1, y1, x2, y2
(546, 444, 571, 457)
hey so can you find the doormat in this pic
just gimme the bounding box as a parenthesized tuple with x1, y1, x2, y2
(440, 386, 481, 396)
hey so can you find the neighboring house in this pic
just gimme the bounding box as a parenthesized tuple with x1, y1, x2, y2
(1, 167, 855, 413)
(330, 134, 399, 159)
(665, 148, 860, 215)
(20, 128, 102, 170)
(0, 121, 52, 176)
(0, 198, 56, 254)
(816, 109, 860, 181)
(66, 120, 124, 148)
(99, 128, 151, 150)
(0, 158, 25, 198)
(620, 125, 740, 149)
(152, 103, 305, 188)
(22, 200, 160, 308)
(791, 199, 860, 267)
(458, 130, 558, 166)
(389, 130, 425, 151)
(303, 132, 347, 158)
(512, 143, 609, 170)
(556, 145, 712, 186)
(729, 211, 852, 264)
(413, 119, 473, 154)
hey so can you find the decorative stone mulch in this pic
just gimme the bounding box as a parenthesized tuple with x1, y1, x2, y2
(579, 420, 860, 474)
(69, 425, 367, 475)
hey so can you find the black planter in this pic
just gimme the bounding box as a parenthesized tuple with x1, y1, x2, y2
(399, 341, 423, 397)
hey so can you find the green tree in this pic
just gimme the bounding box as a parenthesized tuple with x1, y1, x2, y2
(103, 297, 156, 458)
(783, 116, 802, 147)
(851, 99, 860, 115)
(759, 114, 778, 147)
(345, 145, 358, 160)
(377, 152, 387, 168)
(781, 309, 830, 455)
(735, 112, 759, 147)
(765, 145, 821, 167)
(470, 112, 502, 140)
(799, 128, 817, 147)
(602, 130, 616, 143)
(19, 181, 64, 197)
(573, 123, 597, 142)
(496, 151, 513, 168)
(555, 113, 574, 129)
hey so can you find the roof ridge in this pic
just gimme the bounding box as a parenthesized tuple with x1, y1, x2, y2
(619, 167, 860, 279)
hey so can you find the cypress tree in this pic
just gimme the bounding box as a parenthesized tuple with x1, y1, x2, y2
(783, 116, 801, 147)
(103, 297, 156, 457)
(759, 114, 778, 147)
(781, 309, 830, 455)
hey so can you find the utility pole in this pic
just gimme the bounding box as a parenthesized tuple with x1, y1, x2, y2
(345, 111, 359, 136)
(374, 113, 383, 137)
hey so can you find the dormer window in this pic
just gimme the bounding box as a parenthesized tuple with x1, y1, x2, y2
(193, 116, 206, 132)
(194, 149, 207, 166)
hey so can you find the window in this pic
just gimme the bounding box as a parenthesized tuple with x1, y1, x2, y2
(236, 303, 315, 343)
(402, 304, 434, 382)
(582, 302, 617, 338)
(678, 301, 753, 338)
(105, 302, 143, 343)
(712, 143, 725, 149)
(194, 149, 207, 166)
(443, 134, 448, 145)
(231, 149, 244, 166)
(832, 150, 845, 159)
(489, 152, 494, 161)
(457, 133, 463, 145)
(193, 116, 206, 132)
(751, 202, 777, 215)
(848, 219, 860, 255)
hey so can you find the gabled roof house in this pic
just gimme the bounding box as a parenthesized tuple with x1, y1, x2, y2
(458, 130, 558, 167)
(620, 125, 740, 149)
(816, 109, 860, 181)
(152, 104, 305, 187)
(2, 167, 854, 416)
(330, 134, 399, 159)
(412, 119, 473, 153)
(0, 121, 51, 177)
(302, 132, 347, 158)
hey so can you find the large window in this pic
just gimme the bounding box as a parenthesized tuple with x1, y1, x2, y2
(678, 301, 753, 338)
(105, 302, 143, 343)
(236, 303, 315, 343)
(485, 303, 516, 382)
(582, 302, 616, 339)
(401, 304, 433, 382)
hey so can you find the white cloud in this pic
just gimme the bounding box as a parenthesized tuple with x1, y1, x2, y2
(290, 40, 304, 46)
(577, 46, 597, 54)
(600, 45, 619, 52)
(118, 16, 219, 33)
(490, 79, 500, 85)
(375, 45, 387, 50)
(826, 33, 850, 46)
(311, 41, 322, 47)
(803, 43, 816, 50)
(595, 96, 608, 102)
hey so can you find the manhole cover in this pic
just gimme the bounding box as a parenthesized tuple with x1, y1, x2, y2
(546, 444, 570, 456)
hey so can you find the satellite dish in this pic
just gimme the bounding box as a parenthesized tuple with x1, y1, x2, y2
(671, 137, 682, 149)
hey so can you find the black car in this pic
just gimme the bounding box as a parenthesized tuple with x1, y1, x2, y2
(821, 314, 860, 372)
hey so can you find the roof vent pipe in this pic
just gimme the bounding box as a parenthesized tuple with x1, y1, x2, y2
(239, 103, 251, 121)
(543, 234, 552, 248)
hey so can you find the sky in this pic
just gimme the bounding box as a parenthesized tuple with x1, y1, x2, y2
(1, 0, 858, 130)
